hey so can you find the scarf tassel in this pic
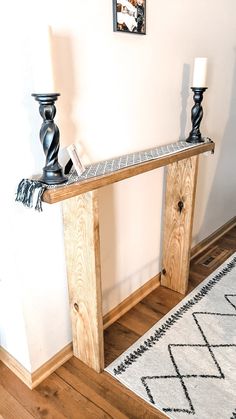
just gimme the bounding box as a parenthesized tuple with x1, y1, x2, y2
(15, 179, 47, 211)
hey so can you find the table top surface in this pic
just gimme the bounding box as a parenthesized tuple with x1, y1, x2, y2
(42, 139, 215, 204)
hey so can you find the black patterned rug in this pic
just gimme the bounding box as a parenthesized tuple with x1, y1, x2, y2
(105, 254, 236, 418)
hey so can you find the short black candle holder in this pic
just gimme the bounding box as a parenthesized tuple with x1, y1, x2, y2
(32, 93, 68, 185)
(186, 87, 207, 144)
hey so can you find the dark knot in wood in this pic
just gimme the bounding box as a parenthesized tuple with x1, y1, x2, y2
(178, 200, 184, 213)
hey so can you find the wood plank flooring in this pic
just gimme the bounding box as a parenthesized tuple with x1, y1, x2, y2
(1, 226, 236, 418)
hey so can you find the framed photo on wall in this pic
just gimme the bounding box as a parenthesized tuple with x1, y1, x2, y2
(113, 0, 146, 35)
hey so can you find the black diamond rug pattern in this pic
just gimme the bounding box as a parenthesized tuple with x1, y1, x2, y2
(106, 255, 236, 418)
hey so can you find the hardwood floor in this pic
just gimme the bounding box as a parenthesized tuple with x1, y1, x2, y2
(1, 226, 236, 418)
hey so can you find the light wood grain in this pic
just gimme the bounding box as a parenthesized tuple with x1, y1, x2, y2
(67, 357, 167, 418)
(62, 192, 104, 372)
(37, 373, 108, 418)
(0, 385, 34, 419)
(161, 156, 199, 294)
(103, 273, 160, 329)
(0, 362, 67, 419)
(43, 142, 214, 204)
(56, 365, 128, 419)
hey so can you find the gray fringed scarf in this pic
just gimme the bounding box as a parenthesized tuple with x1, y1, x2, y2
(15, 179, 48, 212)
(15, 158, 74, 211)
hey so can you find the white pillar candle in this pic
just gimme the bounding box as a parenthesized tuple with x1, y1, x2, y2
(192, 57, 208, 88)
(31, 24, 55, 93)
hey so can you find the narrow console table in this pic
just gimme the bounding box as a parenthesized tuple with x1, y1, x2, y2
(42, 139, 215, 372)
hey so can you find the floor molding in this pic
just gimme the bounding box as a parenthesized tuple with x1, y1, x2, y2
(103, 274, 161, 330)
(0, 343, 73, 389)
(191, 216, 236, 260)
(31, 343, 73, 389)
(0, 346, 32, 389)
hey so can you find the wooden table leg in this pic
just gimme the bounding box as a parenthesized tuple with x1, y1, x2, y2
(62, 191, 104, 372)
(161, 156, 199, 295)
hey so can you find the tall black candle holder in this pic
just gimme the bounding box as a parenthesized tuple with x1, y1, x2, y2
(32, 93, 67, 185)
(186, 87, 207, 143)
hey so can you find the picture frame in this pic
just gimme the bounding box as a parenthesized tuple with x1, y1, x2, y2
(113, 0, 146, 35)
(67, 144, 85, 176)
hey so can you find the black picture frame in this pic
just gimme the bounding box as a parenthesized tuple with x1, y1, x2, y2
(113, 0, 146, 35)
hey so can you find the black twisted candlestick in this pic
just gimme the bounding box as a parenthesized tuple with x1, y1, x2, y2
(32, 93, 67, 185)
(186, 87, 207, 143)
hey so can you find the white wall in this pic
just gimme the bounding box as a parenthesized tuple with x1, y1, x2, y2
(0, 0, 236, 372)
(0, 4, 72, 371)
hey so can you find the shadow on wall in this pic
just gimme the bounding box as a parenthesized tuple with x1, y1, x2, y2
(52, 33, 92, 167)
(23, 34, 79, 175)
(52, 34, 77, 149)
(102, 257, 159, 315)
(98, 184, 118, 313)
(18, 35, 45, 176)
(99, 177, 161, 315)
(179, 63, 191, 141)
(195, 50, 236, 242)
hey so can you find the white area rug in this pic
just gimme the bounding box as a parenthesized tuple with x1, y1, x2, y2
(105, 254, 236, 419)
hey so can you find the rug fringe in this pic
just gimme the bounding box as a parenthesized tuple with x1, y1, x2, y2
(113, 256, 236, 376)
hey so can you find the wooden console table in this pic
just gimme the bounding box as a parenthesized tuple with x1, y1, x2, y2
(42, 139, 215, 372)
